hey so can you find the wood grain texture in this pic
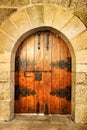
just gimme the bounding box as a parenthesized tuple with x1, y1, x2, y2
(15, 31, 71, 114)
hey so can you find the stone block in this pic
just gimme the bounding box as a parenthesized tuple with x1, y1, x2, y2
(0, 63, 10, 72)
(27, 5, 44, 27)
(76, 64, 87, 72)
(0, 51, 11, 63)
(70, 0, 78, 8)
(0, 71, 10, 81)
(0, 19, 21, 39)
(76, 72, 86, 84)
(74, 10, 87, 27)
(0, 31, 15, 53)
(61, 16, 86, 39)
(0, 8, 17, 26)
(13, 0, 30, 6)
(75, 102, 87, 123)
(44, 5, 58, 26)
(0, 100, 14, 121)
(0, 83, 10, 100)
(52, 7, 73, 30)
(0, 63, 11, 82)
(76, 49, 87, 64)
(76, 84, 87, 102)
(76, 0, 87, 11)
(10, 9, 32, 33)
(0, 0, 29, 6)
(71, 30, 87, 51)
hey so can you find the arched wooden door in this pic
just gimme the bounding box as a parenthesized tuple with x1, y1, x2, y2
(15, 31, 71, 114)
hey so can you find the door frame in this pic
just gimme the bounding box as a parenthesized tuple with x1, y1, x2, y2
(14, 30, 72, 114)
(12, 27, 75, 119)
(0, 4, 86, 123)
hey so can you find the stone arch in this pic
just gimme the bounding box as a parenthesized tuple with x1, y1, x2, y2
(0, 4, 87, 123)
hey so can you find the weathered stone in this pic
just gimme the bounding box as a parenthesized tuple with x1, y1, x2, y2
(0, 100, 14, 121)
(71, 30, 87, 51)
(0, 63, 10, 72)
(0, 31, 15, 53)
(76, 49, 87, 64)
(0, 71, 10, 81)
(76, 0, 87, 11)
(76, 72, 86, 84)
(0, 8, 17, 26)
(27, 5, 44, 27)
(0, 51, 11, 62)
(76, 64, 87, 73)
(74, 11, 87, 27)
(0, 115, 87, 129)
(52, 7, 73, 30)
(0, 64, 13, 83)
(0, 19, 21, 39)
(76, 84, 87, 102)
(61, 16, 86, 39)
(75, 102, 87, 123)
(31, 0, 87, 11)
(10, 9, 32, 33)
(44, 5, 58, 26)
(0, 0, 29, 6)
(69, 0, 78, 8)
(0, 83, 10, 100)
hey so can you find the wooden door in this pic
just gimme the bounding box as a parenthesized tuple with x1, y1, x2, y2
(15, 31, 71, 114)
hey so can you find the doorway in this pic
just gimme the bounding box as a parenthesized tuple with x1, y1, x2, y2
(15, 31, 71, 114)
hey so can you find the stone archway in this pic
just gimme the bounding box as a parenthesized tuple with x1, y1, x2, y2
(0, 4, 87, 123)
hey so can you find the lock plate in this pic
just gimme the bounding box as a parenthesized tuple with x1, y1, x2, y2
(35, 72, 42, 81)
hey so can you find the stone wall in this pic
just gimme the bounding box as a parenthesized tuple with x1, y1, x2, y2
(0, 0, 87, 26)
(0, 1, 87, 124)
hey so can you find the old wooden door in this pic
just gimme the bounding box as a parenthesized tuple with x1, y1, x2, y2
(15, 31, 71, 114)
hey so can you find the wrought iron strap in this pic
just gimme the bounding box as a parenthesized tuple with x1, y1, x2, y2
(50, 86, 71, 101)
(20, 88, 36, 97)
(37, 31, 41, 49)
(15, 86, 36, 99)
(46, 30, 50, 51)
(50, 57, 71, 72)
(15, 57, 36, 71)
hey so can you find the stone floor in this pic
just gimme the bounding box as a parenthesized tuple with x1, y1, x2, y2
(0, 115, 87, 130)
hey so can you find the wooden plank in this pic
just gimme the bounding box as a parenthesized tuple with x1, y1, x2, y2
(26, 35, 35, 113)
(43, 31, 52, 114)
(51, 34, 60, 114)
(18, 42, 27, 113)
(15, 31, 71, 114)
(59, 38, 67, 114)
(35, 32, 44, 113)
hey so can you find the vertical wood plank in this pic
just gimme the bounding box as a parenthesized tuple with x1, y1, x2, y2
(26, 35, 35, 113)
(35, 32, 44, 113)
(18, 42, 27, 113)
(51, 35, 60, 114)
(43, 31, 52, 114)
(15, 31, 71, 114)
